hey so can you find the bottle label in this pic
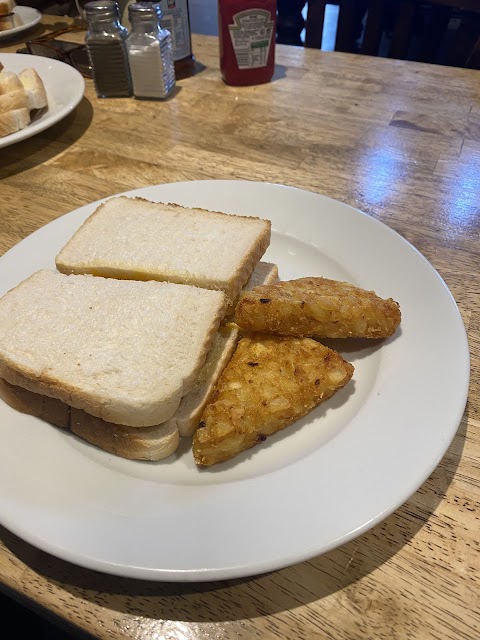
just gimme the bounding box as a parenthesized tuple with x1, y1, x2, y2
(157, 0, 192, 61)
(228, 9, 274, 69)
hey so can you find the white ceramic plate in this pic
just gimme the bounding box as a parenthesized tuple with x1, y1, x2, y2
(0, 53, 84, 148)
(0, 6, 41, 40)
(0, 180, 469, 582)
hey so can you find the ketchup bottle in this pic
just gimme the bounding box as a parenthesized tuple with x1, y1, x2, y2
(218, 0, 277, 86)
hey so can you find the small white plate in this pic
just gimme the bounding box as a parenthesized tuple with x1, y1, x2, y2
(0, 53, 84, 148)
(0, 6, 41, 40)
(0, 180, 469, 582)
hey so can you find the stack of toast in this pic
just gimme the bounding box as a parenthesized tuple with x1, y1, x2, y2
(0, 59, 48, 138)
(0, 196, 401, 466)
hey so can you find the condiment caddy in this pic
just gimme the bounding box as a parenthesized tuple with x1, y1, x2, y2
(84, 0, 176, 99)
(84, 0, 279, 98)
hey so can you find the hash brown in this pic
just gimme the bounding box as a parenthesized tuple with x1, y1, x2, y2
(192, 334, 354, 466)
(234, 277, 401, 339)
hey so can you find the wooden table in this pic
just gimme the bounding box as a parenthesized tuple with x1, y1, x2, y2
(1, 14, 479, 640)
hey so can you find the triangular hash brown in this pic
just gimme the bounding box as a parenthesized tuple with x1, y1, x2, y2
(193, 334, 354, 466)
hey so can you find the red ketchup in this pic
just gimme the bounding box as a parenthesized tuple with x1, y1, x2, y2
(218, 0, 277, 86)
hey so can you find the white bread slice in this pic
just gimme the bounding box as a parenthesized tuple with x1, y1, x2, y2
(0, 71, 23, 94)
(167, 261, 279, 437)
(0, 13, 20, 30)
(18, 68, 48, 110)
(0, 270, 227, 427)
(0, 0, 15, 17)
(226, 259, 280, 315)
(0, 264, 279, 457)
(55, 196, 271, 303)
(0, 379, 179, 461)
(0, 107, 30, 137)
(171, 324, 239, 438)
(0, 89, 29, 112)
(241, 260, 279, 290)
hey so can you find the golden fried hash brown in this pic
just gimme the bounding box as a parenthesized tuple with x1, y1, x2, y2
(234, 277, 401, 339)
(192, 334, 354, 466)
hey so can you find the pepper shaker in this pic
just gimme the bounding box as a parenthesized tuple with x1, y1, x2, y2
(85, 0, 132, 98)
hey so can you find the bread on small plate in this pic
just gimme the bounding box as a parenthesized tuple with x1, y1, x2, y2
(18, 68, 48, 110)
(0, 88, 29, 112)
(0, 107, 30, 137)
(0, 0, 16, 17)
(0, 71, 23, 94)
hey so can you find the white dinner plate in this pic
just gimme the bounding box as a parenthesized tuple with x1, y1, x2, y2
(0, 6, 41, 40)
(0, 180, 469, 582)
(0, 53, 84, 149)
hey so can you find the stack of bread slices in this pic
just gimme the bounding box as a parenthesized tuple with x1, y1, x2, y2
(0, 196, 275, 462)
(0, 60, 48, 138)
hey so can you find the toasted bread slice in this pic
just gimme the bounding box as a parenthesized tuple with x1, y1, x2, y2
(0, 88, 29, 112)
(0, 379, 179, 461)
(0, 14, 18, 30)
(234, 277, 401, 339)
(192, 334, 354, 466)
(0, 107, 30, 137)
(0, 0, 15, 17)
(0, 13, 21, 30)
(18, 68, 48, 110)
(0, 270, 227, 427)
(55, 196, 271, 303)
(0, 71, 22, 94)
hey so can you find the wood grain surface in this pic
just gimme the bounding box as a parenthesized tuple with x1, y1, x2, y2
(1, 15, 479, 640)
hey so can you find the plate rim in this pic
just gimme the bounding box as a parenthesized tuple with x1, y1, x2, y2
(0, 179, 470, 581)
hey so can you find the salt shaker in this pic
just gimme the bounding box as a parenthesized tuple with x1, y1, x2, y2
(85, 0, 132, 98)
(126, 2, 176, 99)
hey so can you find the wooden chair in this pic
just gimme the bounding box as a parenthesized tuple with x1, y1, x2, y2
(304, 0, 480, 69)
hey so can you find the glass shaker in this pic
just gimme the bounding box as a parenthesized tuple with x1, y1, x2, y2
(85, 0, 132, 98)
(126, 2, 176, 99)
